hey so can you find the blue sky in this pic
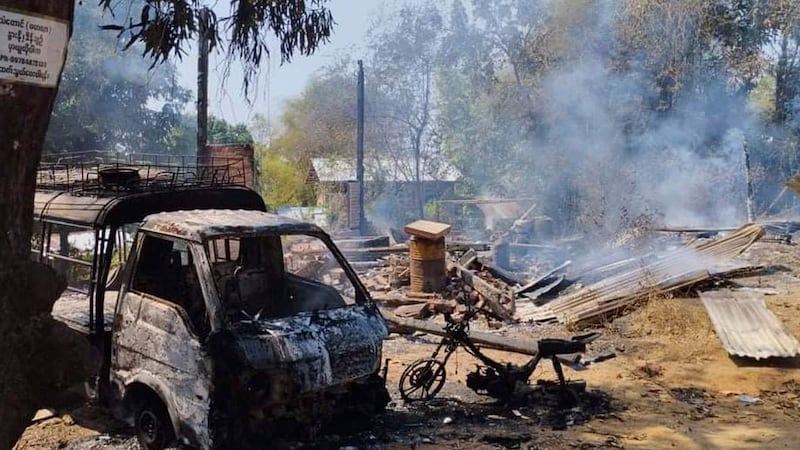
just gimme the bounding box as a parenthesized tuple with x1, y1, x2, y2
(175, 0, 387, 125)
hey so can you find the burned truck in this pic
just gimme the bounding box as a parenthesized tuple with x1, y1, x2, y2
(32, 156, 389, 449)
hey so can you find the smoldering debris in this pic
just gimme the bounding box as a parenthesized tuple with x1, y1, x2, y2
(355, 221, 767, 328)
(517, 224, 766, 324)
(349, 202, 800, 371)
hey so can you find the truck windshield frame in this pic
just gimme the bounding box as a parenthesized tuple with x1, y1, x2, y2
(203, 231, 369, 322)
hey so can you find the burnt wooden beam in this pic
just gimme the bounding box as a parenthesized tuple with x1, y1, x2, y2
(447, 259, 515, 322)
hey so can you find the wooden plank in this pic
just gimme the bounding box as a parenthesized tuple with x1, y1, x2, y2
(404, 220, 451, 240)
(406, 291, 439, 299)
(342, 246, 407, 261)
(344, 245, 408, 254)
(372, 294, 452, 308)
(394, 303, 431, 319)
(372, 294, 426, 307)
(349, 261, 384, 271)
(381, 309, 583, 366)
(447, 241, 491, 252)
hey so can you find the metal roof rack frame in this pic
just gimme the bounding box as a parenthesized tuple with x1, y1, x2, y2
(37, 151, 249, 197)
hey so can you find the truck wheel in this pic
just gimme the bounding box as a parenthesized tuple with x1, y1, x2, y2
(135, 395, 175, 450)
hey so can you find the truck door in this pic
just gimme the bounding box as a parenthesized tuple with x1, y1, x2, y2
(111, 233, 213, 447)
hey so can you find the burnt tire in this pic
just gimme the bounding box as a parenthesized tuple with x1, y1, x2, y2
(135, 395, 175, 450)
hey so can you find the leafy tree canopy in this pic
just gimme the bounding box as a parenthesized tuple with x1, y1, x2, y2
(208, 115, 255, 145)
(45, 2, 193, 155)
(258, 147, 314, 207)
(272, 61, 358, 162)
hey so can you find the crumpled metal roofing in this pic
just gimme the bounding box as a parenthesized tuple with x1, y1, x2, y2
(140, 209, 323, 241)
(700, 289, 800, 359)
(516, 224, 765, 324)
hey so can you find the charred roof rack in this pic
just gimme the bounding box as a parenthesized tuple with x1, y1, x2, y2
(37, 151, 249, 197)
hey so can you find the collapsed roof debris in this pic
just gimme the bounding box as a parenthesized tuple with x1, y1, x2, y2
(352, 216, 770, 331)
(516, 224, 765, 324)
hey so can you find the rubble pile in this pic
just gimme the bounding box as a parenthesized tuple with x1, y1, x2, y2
(344, 206, 800, 361)
(352, 223, 761, 326)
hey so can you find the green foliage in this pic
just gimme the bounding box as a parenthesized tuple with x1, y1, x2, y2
(45, 2, 193, 155)
(750, 75, 777, 119)
(423, 200, 438, 219)
(164, 114, 197, 154)
(273, 62, 359, 162)
(257, 147, 313, 207)
(47, 0, 335, 155)
(208, 116, 255, 145)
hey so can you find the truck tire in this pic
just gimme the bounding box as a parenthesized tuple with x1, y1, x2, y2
(134, 394, 175, 450)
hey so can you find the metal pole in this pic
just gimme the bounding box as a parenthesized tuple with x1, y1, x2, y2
(357, 60, 366, 236)
(197, 8, 210, 155)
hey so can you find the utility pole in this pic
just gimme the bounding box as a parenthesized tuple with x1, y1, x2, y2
(357, 60, 366, 236)
(743, 138, 755, 223)
(197, 7, 210, 154)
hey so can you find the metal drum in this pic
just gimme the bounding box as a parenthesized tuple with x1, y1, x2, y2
(409, 236, 446, 293)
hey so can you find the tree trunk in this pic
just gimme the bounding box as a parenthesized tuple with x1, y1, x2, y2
(414, 131, 424, 218)
(0, 1, 80, 447)
(413, 68, 432, 220)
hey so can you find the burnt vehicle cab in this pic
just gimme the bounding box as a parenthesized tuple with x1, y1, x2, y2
(32, 155, 388, 449)
(110, 209, 388, 448)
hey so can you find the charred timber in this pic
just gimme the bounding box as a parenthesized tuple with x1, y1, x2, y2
(447, 259, 515, 322)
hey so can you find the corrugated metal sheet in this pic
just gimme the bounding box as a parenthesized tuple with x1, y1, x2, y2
(516, 224, 765, 324)
(700, 290, 800, 359)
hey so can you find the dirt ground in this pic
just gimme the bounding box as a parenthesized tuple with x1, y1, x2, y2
(15, 240, 800, 449)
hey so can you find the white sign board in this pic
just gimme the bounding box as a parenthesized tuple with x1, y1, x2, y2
(0, 7, 69, 88)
